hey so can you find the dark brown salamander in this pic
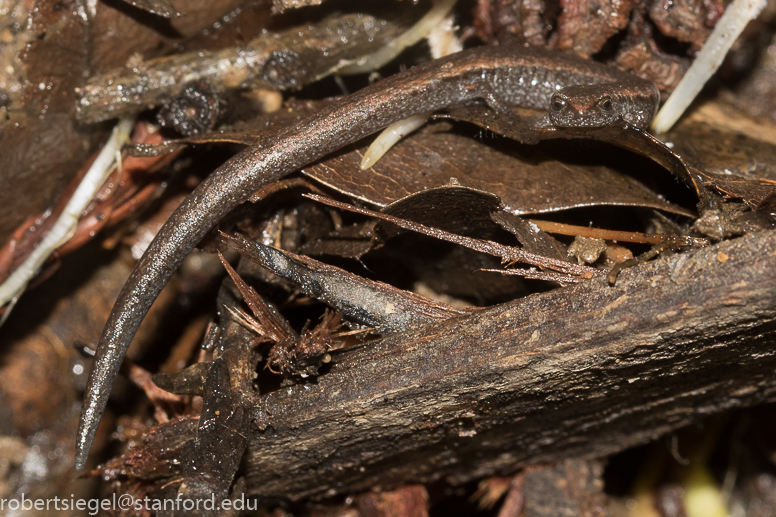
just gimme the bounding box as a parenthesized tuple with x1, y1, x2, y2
(75, 43, 659, 469)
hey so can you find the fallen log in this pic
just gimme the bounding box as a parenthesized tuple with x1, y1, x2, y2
(243, 230, 776, 501)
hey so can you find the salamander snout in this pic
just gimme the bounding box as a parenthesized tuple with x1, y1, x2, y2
(548, 81, 658, 129)
(548, 85, 621, 128)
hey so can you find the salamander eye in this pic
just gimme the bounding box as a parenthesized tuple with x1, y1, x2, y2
(551, 94, 567, 111)
(598, 95, 613, 110)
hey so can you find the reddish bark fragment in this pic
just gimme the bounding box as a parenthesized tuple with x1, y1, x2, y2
(357, 485, 430, 517)
(522, 460, 606, 517)
(557, 0, 635, 57)
(649, 0, 726, 51)
(616, 41, 687, 93)
(496, 474, 524, 517)
(474, 0, 551, 46)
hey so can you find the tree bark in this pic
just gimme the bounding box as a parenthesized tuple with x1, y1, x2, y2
(243, 230, 776, 501)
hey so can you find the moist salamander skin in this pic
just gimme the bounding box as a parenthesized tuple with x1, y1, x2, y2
(75, 43, 659, 470)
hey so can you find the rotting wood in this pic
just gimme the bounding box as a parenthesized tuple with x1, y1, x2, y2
(243, 230, 776, 501)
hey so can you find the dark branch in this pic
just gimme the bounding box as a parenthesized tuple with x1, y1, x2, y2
(242, 230, 776, 502)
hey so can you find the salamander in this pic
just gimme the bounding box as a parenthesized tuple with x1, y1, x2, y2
(75, 43, 659, 470)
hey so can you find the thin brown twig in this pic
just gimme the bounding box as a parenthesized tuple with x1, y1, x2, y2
(529, 219, 709, 247)
(303, 194, 600, 279)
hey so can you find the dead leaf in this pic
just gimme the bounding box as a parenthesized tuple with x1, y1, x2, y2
(303, 126, 694, 216)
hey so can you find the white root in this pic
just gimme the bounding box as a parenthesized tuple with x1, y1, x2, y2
(651, 0, 767, 134)
(356, 0, 463, 169)
(0, 117, 134, 310)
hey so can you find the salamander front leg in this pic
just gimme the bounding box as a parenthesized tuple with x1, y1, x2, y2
(478, 85, 548, 141)
(482, 87, 516, 115)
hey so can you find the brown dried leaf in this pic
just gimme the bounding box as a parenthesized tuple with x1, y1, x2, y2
(21, 0, 89, 113)
(667, 101, 776, 210)
(219, 251, 297, 344)
(0, 113, 101, 243)
(303, 126, 693, 217)
(297, 219, 377, 259)
(88, 0, 246, 72)
(375, 185, 503, 240)
(696, 174, 776, 210)
(296, 179, 504, 259)
(442, 106, 714, 208)
(491, 211, 570, 262)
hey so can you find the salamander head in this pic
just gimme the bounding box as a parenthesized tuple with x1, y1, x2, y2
(549, 84, 657, 129)
(549, 85, 621, 128)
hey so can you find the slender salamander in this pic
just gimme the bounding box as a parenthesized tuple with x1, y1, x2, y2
(75, 43, 659, 469)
